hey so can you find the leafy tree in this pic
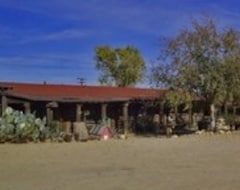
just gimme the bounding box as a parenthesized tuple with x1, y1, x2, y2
(95, 46, 146, 87)
(151, 16, 240, 130)
(222, 48, 240, 120)
(163, 90, 193, 126)
(163, 90, 191, 114)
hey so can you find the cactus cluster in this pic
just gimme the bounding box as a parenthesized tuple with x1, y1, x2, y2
(0, 107, 63, 143)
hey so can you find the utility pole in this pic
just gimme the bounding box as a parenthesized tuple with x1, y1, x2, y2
(77, 77, 86, 86)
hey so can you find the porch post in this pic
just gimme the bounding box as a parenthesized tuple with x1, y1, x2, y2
(123, 102, 129, 136)
(159, 100, 164, 124)
(101, 103, 107, 120)
(76, 104, 82, 122)
(24, 102, 31, 114)
(46, 102, 58, 124)
(1, 95, 7, 116)
(46, 107, 53, 124)
(0, 86, 11, 116)
(160, 101, 167, 127)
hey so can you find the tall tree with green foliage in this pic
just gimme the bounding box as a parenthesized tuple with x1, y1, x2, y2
(151, 16, 240, 130)
(164, 90, 193, 115)
(222, 47, 240, 118)
(95, 46, 146, 87)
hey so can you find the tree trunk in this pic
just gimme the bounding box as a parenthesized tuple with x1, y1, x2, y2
(210, 103, 216, 131)
(188, 102, 193, 127)
(174, 105, 178, 118)
(232, 106, 237, 130)
(123, 102, 129, 137)
(224, 103, 228, 116)
(233, 106, 236, 116)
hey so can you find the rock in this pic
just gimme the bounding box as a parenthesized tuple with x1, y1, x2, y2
(118, 134, 127, 140)
(216, 117, 230, 131)
(195, 130, 205, 135)
(217, 130, 225, 135)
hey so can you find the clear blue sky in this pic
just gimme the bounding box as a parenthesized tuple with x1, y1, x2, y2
(0, 0, 239, 86)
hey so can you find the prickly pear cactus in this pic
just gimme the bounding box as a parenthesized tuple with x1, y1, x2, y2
(0, 107, 47, 143)
(0, 107, 68, 143)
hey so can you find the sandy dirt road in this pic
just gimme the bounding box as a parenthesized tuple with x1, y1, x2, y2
(0, 133, 240, 190)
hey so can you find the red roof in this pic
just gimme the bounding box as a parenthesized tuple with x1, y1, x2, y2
(0, 82, 166, 102)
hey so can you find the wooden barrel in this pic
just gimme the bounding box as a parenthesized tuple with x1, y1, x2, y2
(61, 121, 72, 142)
(62, 121, 72, 134)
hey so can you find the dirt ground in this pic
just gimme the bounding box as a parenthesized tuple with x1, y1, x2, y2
(0, 133, 240, 190)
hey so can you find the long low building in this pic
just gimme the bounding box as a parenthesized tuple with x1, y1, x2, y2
(0, 81, 166, 133)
